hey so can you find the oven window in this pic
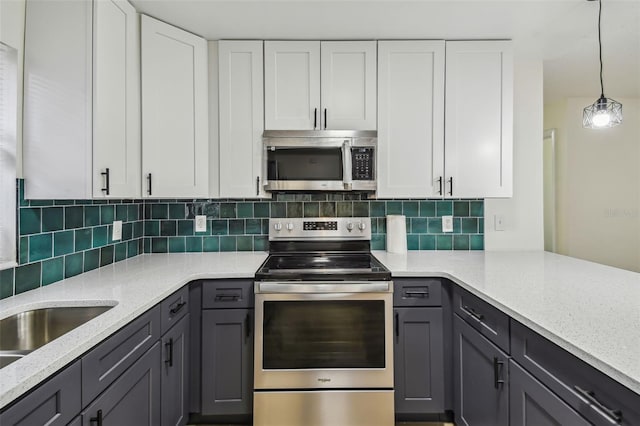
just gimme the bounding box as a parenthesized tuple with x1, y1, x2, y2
(262, 300, 385, 369)
(267, 148, 343, 181)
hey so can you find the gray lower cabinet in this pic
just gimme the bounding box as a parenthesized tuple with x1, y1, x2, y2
(0, 361, 81, 426)
(161, 314, 190, 426)
(394, 307, 445, 415)
(453, 314, 509, 426)
(82, 341, 161, 426)
(201, 308, 254, 416)
(510, 360, 590, 426)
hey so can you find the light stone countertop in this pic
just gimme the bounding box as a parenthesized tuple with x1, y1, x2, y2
(0, 250, 639, 409)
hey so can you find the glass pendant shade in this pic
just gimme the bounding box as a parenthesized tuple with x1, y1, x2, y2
(583, 95, 623, 129)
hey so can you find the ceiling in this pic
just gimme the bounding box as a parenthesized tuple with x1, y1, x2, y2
(130, 0, 640, 103)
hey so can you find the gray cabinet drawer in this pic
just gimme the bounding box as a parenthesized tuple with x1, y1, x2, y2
(161, 285, 189, 335)
(512, 320, 640, 426)
(453, 286, 510, 353)
(82, 305, 161, 406)
(202, 280, 254, 309)
(0, 361, 81, 426)
(393, 279, 442, 307)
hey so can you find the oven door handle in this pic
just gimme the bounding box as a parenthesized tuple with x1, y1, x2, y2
(256, 282, 391, 293)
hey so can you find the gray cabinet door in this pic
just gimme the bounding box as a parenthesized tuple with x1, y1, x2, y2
(162, 314, 190, 426)
(82, 342, 161, 426)
(0, 361, 81, 426)
(201, 309, 253, 416)
(510, 361, 590, 426)
(394, 307, 445, 415)
(454, 314, 509, 426)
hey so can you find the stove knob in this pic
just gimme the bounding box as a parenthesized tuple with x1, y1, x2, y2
(358, 222, 367, 231)
(346, 222, 354, 231)
(273, 222, 283, 232)
(286, 222, 294, 231)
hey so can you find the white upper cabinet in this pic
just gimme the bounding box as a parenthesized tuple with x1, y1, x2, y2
(264, 40, 377, 130)
(141, 15, 209, 198)
(23, 0, 139, 199)
(444, 41, 513, 198)
(218, 41, 268, 198)
(377, 41, 445, 198)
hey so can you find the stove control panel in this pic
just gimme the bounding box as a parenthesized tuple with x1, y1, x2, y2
(269, 218, 371, 241)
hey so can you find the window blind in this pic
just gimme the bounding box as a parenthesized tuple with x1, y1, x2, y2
(0, 42, 18, 270)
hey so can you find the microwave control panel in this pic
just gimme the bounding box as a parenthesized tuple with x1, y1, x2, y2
(352, 148, 375, 180)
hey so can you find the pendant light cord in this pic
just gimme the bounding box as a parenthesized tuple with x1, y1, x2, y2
(598, 0, 604, 97)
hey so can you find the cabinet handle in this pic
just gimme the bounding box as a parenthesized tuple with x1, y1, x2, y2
(101, 168, 110, 195)
(448, 177, 453, 196)
(493, 357, 505, 389)
(165, 338, 174, 367)
(169, 301, 186, 315)
(147, 173, 152, 196)
(214, 294, 240, 302)
(314, 108, 318, 129)
(90, 409, 103, 426)
(394, 311, 399, 342)
(324, 108, 327, 129)
(256, 176, 260, 196)
(244, 313, 252, 342)
(462, 305, 485, 322)
(574, 385, 623, 424)
(404, 291, 429, 298)
(437, 176, 443, 196)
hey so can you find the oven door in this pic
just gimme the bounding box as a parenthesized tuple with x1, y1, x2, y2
(254, 281, 393, 390)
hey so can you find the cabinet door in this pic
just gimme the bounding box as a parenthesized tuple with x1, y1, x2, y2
(320, 41, 377, 130)
(141, 15, 208, 198)
(264, 41, 320, 130)
(93, 0, 140, 198)
(201, 309, 253, 416)
(377, 41, 445, 198)
(444, 41, 513, 198)
(394, 307, 445, 415)
(161, 315, 190, 426)
(453, 314, 509, 426)
(219, 41, 267, 198)
(510, 361, 590, 426)
(82, 342, 161, 426)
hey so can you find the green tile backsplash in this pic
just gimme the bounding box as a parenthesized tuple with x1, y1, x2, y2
(1, 181, 483, 300)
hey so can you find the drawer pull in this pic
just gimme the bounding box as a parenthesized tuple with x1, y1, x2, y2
(165, 338, 174, 367)
(493, 357, 505, 389)
(574, 385, 623, 424)
(169, 301, 186, 315)
(394, 311, 399, 342)
(404, 291, 429, 298)
(90, 409, 103, 426)
(245, 313, 252, 342)
(215, 294, 240, 302)
(462, 305, 485, 322)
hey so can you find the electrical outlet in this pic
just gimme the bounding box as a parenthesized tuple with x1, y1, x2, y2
(195, 215, 207, 232)
(442, 215, 454, 233)
(494, 214, 506, 231)
(112, 220, 123, 241)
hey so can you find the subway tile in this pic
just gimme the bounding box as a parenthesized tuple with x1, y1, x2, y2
(203, 202, 220, 218)
(19, 237, 29, 264)
(122, 222, 133, 240)
(100, 205, 115, 225)
(261, 219, 270, 234)
(134, 221, 144, 238)
(116, 205, 128, 221)
(245, 219, 262, 235)
(65, 253, 84, 278)
(286, 202, 303, 218)
(160, 220, 177, 236)
(143, 238, 151, 254)
(310, 193, 327, 201)
(229, 219, 245, 235)
(470, 201, 484, 217)
(145, 220, 160, 237)
(478, 218, 484, 233)
(370, 201, 386, 217)
(411, 218, 428, 234)
(453, 218, 462, 234)
(403, 201, 419, 217)
(254, 202, 270, 218)
(237, 203, 253, 218)
(75, 229, 92, 251)
(84, 206, 100, 227)
(84, 249, 100, 271)
(237, 236, 253, 251)
(100, 246, 114, 267)
(29, 233, 53, 262)
(168, 237, 186, 253)
(152, 237, 168, 253)
(336, 202, 353, 217)
(254, 236, 268, 251)
(407, 235, 419, 250)
(377, 218, 387, 233)
(419, 235, 436, 250)
(93, 226, 109, 248)
(220, 236, 237, 251)
(386, 201, 402, 215)
(220, 203, 237, 218)
(270, 202, 286, 218)
(15, 263, 41, 294)
(0, 269, 14, 299)
(186, 237, 203, 252)
(461, 218, 478, 234)
(42, 207, 64, 232)
(320, 202, 336, 217)
(328, 193, 344, 201)
(303, 202, 320, 217)
(20, 208, 41, 235)
(203, 236, 220, 252)
(128, 204, 139, 221)
(419, 201, 436, 217)
(211, 220, 228, 235)
(353, 202, 370, 217)
(428, 218, 442, 234)
(436, 235, 453, 250)
(454, 235, 470, 250)
(54, 199, 74, 206)
(168, 204, 185, 219)
(343, 193, 361, 201)
(53, 231, 74, 257)
(371, 234, 385, 250)
(127, 240, 139, 257)
(115, 242, 128, 262)
(151, 204, 169, 219)
(65, 206, 84, 229)
(42, 257, 64, 286)
(178, 220, 194, 236)
(436, 201, 453, 217)
(470, 235, 484, 250)
(453, 201, 470, 217)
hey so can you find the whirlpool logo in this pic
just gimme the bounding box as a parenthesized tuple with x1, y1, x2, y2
(317, 378, 331, 383)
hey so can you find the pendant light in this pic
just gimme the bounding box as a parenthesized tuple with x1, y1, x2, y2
(582, 0, 622, 129)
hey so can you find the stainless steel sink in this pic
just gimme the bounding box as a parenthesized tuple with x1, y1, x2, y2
(0, 306, 113, 367)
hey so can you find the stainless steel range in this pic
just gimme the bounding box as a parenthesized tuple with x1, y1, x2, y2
(253, 217, 394, 426)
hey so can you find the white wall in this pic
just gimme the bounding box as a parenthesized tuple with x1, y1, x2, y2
(0, 0, 25, 178)
(545, 97, 640, 272)
(484, 47, 544, 251)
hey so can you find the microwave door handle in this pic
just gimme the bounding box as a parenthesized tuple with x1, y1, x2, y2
(342, 140, 353, 190)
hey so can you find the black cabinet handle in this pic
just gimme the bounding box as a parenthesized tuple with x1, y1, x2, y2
(574, 385, 623, 424)
(165, 338, 174, 367)
(324, 108, 327, 129)
(244, 313, 252, 342)
(313, 108, 318, 129)
(169, 301, 186, 315)
(214, 294, 240, 302)
(90, 409, 103, 426)
(493, 357, 505, 389)
(404, 291, 429, 298)
(394, 311, 399, 342)
(101, 168, 110, 195)
(462, 305, 485, 322)
(147, 173, 152, 196)
(437, 176, 443, 196)
(448, 177, 453, 196)
(256, 176, 260, 196)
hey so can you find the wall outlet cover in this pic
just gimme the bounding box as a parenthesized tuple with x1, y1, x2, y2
(112, 220, 123, 241)
(195, 215, 207, 232)
(494, 214, 506, 231)
(442, 215, 454, 233)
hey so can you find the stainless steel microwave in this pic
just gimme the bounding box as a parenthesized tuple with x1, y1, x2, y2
(262, 130, 377, 192)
